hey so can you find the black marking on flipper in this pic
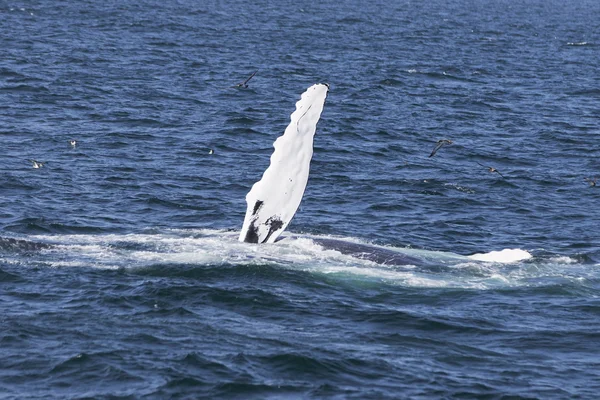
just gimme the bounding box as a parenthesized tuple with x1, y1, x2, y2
(242, 200, 264, 243)
(243, 221, 260, 243)
(243, 215, 284, 244)
(263, 216, 284, 243)
(252, 200, 264, 216)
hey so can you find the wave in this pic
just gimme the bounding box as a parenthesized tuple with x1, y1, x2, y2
(1, 229, 593, 291)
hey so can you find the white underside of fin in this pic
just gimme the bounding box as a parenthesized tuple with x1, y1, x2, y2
(239, 84, 329, 243)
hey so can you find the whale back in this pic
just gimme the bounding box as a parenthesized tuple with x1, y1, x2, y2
(0, 237, 52, 253)
(311, 238, 423, 266)
(239, 84, 329, 243)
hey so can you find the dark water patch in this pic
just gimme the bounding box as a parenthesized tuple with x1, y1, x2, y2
(367, 202, 413, 212)
(104, 175, 140, 185)
(47, 352, 144, 390)
(219, 126, 265, 137)
(132, 262, 279, 280)
(207, 287, 292, 313)
(260, 353, 338, 379)
(123, 332, 163, 345)
(5, 219, 110, 235)
(377, 78, 404, 87)
(353, 307, 506, 335)
(141, 305, 197, 318)
(566, 88, 600, 96)
(159, 376, 208, 390)
(225, 115, 262, 126)
(179, 352, 236, 380)
(335, 16, 366, 24)
(263, 352, 391, 383)
(0, 267, 23, 282)
(108, 240, 159, 252)
(144, 196, 187, 210)
(145, 39, 182, 48)
(99, 140, 131, 150)
(49, 352, 96, 374)
(0, 84, 49, 93)
(210, 381, 304, 400)
(510, 281, 599, 298)
(0, 67, 27, 80)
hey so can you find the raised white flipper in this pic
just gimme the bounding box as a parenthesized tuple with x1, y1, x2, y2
(239, 83, 329, 243)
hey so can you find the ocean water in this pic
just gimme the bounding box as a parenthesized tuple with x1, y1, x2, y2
(1, 0, 600, 398)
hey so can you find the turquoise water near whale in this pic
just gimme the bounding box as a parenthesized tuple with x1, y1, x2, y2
(1, 0, 600, 398)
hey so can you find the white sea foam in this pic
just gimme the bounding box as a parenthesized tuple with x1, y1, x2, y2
(548, 256, 577, 264)
(443, 182, 475, 194)
(239, 84, 329, 244)
(467, 248, 532, 263)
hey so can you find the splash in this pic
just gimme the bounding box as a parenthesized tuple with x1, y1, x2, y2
(239, 84, 329, 243)
(467, 249, 532, 263)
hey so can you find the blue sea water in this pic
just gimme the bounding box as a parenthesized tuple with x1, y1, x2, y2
(1, 0, 600, 398)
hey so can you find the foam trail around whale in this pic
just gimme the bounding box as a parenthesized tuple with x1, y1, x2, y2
(0, 230, 586, 290)
(239, 84, 329, 243)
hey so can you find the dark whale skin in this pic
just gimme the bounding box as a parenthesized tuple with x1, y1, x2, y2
(311, 238, 422, 266)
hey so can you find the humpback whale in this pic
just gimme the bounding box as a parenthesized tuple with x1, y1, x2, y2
(0, 87, 530, 269)
(236, 84, 426, 265)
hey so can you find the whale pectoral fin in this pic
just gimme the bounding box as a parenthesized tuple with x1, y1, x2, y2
(238, 84, 329, 244)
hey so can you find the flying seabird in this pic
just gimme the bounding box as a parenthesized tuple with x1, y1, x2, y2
(27, 159, 45, 169)
(428, 139, 453, 158)
(476, 162, 504, 178)
(584, 177, 597, 187)
(232, 70, 257, 88)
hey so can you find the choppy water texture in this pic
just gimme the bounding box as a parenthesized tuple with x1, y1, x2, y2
(1, 0, 600, 398)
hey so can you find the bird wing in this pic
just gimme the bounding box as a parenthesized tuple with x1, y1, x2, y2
(428, 142, 442, 157)
(242, 70, 258, 86)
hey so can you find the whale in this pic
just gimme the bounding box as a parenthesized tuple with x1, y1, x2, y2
(236, 84, 533, 267)
(0, 86, 529, 269)
(236, 84, 424, 266)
